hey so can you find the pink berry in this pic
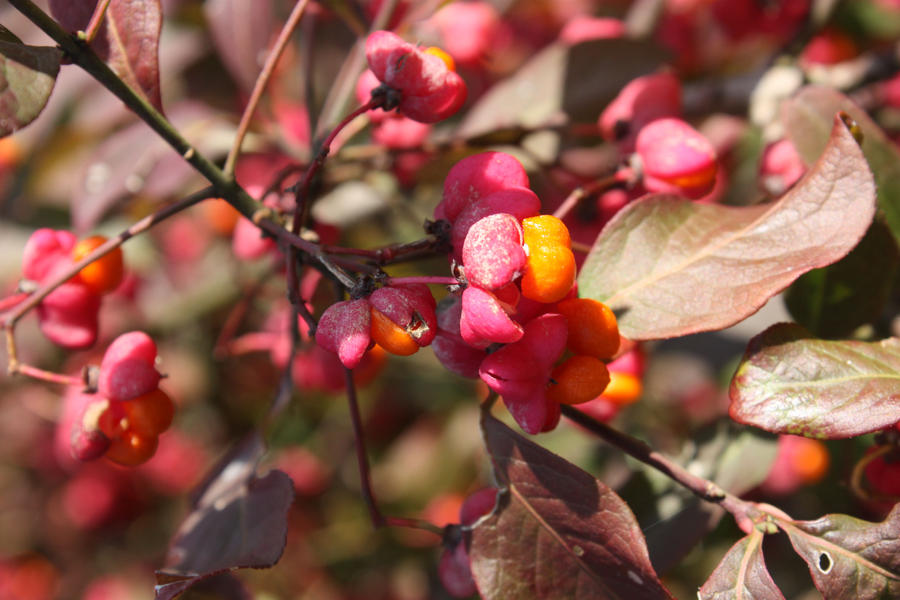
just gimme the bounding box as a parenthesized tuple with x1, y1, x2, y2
(459, 487, 498, 525)
(759, 138, 806, 196)
(431, 294, 487, 378)
(635, 118, 718, 199)
(315, 299, 372, 369)
(232, 216, 277, 260)
(439, 542, 478, 598)
(372, 116, 431, 149)
(437, 151, 530, 223)
(431, 1, 499, 65)
(21, 228, 77, 282)
(36, 282, 101, 350)
(365, 31, 467, 123)
(368, 284, 438, 347)
(800, 29, 857, 67)
(598, 72, 682, 151)
(864, 448, 900, 497)
(459, 285, 524, 348)
(450, 186, 540, 260)
(559, 16, 626, 45)
(98, 331, 161, 402)
(462, 213, 526, 290)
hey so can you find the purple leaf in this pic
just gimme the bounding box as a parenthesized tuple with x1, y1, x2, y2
(469, 414, 673, 599)
(698, 532, 785, 600)
(155, 433, 294, 600)
(779, 505, 900, 599)
(782, 85, 900, 245)
(49, 0, 163, 111)
(578, 113, 876, 340)
(203, 0, 274, 92)
(729, 323, 900, 438)
(0, 40, 61, 136)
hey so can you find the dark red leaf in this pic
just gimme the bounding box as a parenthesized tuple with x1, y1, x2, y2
(729, 323, 900, 438)
(49, 0, 163, 111)
(154, 433, 294, 600)
(578, 113, 876, 340)
(0, 40, 61, 136)
(698, 532, 785, 600)
(469, 414, 673, 599)
(779, 504, 900, 599)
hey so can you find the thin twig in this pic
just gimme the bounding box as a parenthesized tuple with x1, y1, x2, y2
(552, 171, 629, 222)
(78, 0, 111, 44)
(344, 367, 385, 527)
(224, 0, 311, 175)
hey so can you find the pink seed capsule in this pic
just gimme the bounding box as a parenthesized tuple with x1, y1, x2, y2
(598, 72, 682, 151)
(436, 151, 530, 223)
(462, 213, 526, 290)
(314, 299, 372, 369)
(98, 331, 161, 402)
(635, 118, 717, 199)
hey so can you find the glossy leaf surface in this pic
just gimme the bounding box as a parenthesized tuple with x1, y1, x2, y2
(579, 114, 875, 340)
(730, 323, 900, 438)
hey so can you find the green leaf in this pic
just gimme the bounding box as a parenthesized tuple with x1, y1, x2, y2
(785, 220, 899, 338)
(0, 40, 61, 137)
(578, 114, 876, 340)
(779, 505, 900, 600)
(782, 85, 900, 245)
(469, 414, 673, 600)
(729, 323, 900, 438)
(698, 531, 785, 600)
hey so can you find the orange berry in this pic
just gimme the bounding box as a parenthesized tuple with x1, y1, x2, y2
(522, 215, 571, 249)
(547, 355, 610, 405)
(520, 245, 576, 304)
(556, 298, 619, 359)
(201, 198, 241, 235)
(71, 235, 123, 295)
(600, 371, 642, 406)
(354, 344, 388, 386)
(792, 438, 830, 484)
(370, 307, 419, 356)
(424, 46, 456, 72)
(105, 430, 158, 466)
(124, 389, 174, 437)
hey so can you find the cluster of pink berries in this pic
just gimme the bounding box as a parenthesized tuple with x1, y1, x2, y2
(67, 332, 173, 466)
(20, 229, 124, 349)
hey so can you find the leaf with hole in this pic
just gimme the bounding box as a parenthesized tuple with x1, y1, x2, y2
(778, 505, 900, 600)
(468, 413, 673, 600)
(729, 323, 900, 438)
(698, 531, 785, 600)
(0, 40, 61, 137)
(578, 113, 876, 340)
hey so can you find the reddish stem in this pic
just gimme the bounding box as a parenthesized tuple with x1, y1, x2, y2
(14, 363, 83, 387)
(292, 99, 383, 236)
(552, 169, 631, 222)
(0, 293, 28, 314)
(344, 366, 385, 527)
(79, 0, 111, 44)
(385, 276, 459, 286)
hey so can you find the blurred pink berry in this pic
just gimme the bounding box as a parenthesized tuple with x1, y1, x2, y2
(759, 138, 806, 196)
(372, 116, 431, 149)
(635, 118, 718, 199)
(36, 282, 101, 350)
(98, 331, 161, 402)
(21, 228, 76, 282)
(315, 299, 371, 369)
(800, 29, 857, 67)
(365, 30, 467, 123)
(599, 72, 682, 151)
(431, 1, 499, 65)
(559, 16, 625, 45)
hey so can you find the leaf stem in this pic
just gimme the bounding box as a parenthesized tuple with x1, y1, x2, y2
(224, 0, 311, 176)
(78, 0, 111, 44)
(560, 405, 758, 529)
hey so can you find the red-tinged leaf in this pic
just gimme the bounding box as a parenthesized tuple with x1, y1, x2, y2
(782, 85, 900, 245)
(155, 434, 294, 600)
(778, 505, 900, 599)
(204, 0, 274, 92)
(456, 39, 667, 140)
(578, 113, 875, 340)
(729, 323, 900, 438)
(469, 414, 674, 600)
(698, 532, 785, 600)
(49, 0, 163, 111)
(0, 40, 61, 136)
